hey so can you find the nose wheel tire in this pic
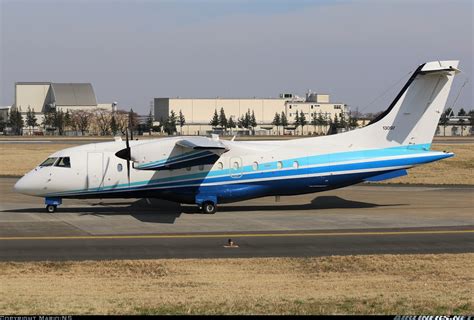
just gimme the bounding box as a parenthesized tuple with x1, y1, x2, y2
(46, 205, 57, 213)
(201, 201, 217, 214)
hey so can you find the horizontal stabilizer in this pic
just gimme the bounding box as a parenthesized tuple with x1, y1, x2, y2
(365, 169, 407, 182)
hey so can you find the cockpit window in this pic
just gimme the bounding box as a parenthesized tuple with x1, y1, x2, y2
(39, 157, 58, 167)
(55, 157, 71, 168)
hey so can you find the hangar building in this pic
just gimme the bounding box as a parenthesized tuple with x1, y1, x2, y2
(13, 82, 114, 130)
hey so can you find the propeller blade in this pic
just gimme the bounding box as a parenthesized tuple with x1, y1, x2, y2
(126, 128, 130, 149)
(115, 128, 132, 185)
(116, 128, 131, 160)
(126, 157, 130, 185)
(126, 128, 131, 185)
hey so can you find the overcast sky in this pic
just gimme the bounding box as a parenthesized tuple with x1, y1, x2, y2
(1, 0, 472, 114)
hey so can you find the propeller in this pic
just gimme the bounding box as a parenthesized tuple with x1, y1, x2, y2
(115, 128, 132, 185)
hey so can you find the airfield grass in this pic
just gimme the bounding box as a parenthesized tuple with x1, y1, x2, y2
(381, 143, 474, 185)
(0, 142, 472, 184)
(0, 254, 472, 315)
(0, 143, 73, 177)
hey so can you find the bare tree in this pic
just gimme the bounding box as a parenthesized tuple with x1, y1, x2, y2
(93, 108, 112, 136)
(114, 110, 130, 134)
(71, 110, 92, 135)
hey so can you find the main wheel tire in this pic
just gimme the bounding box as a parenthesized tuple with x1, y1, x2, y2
(46, 205, 57, 213)
(201, 201, 217, 214)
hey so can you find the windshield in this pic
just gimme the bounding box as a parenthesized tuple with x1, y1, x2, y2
(55, 157, 71, 168)
(39, 157, 58, 167)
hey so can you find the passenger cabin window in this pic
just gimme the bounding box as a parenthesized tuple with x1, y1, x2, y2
(40, 157, 58, 167)
(55, 157, 71, 168)
(293, 161, 299, 169)
(252, 162, 258, 171)
(277, 161, 283, 169)
(217, 162, 224, 170)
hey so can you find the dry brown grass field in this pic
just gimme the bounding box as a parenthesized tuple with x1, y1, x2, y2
(1, 142, 472, 184)
(0, 143, 73, 177)
(0, 254, 472, 315)
(383, 143, 474, 185)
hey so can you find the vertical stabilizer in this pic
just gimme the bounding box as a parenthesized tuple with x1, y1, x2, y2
(365, 60, 460, 147)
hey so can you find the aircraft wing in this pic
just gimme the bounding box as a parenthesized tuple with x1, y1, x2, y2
(133, 137, 229, 171)
(176, 136, 228, 152)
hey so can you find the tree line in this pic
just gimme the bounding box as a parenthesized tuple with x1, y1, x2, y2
(2, 105, 472, 136)
(1, 106, 146, 136)
(160, 110, 186, 135)
(209, 108, 257, 132)
(272, 110, 358, 135)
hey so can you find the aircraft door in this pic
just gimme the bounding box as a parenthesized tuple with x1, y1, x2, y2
(230, 157, 243, 178)
(102, 155, 117, 188)
(87, 152, 103, 189)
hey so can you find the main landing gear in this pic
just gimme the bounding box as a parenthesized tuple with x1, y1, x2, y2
(200, 201, 217, 214)
(45, 197, 62, 213)
(196, 195, 218, 214)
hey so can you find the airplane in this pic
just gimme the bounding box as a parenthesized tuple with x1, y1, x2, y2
(14, 60, 460, 214)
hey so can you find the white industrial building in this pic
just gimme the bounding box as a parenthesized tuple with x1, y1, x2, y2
(154, 92, 348, 135)
(12, 82, 114, 133)
(435, 116, 472, 136)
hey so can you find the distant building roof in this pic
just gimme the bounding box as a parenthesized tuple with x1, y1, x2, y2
(16, 82, 52, 85)
(51, 83, 97, 106)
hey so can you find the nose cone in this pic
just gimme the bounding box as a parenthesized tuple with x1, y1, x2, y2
(14, 174, 42, 196)
(14, 176, 28, 194)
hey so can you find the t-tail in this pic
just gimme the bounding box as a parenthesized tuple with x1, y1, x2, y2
(334, 60, 460, 150)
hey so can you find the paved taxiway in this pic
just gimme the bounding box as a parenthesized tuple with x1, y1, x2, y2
(0, 177, 472, 261)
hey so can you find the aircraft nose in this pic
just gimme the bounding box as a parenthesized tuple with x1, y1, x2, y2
(14, 174, 40, 196)
(14, 176, 28, 194)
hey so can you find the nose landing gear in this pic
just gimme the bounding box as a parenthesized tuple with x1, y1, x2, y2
(45, 197, 62, 213)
